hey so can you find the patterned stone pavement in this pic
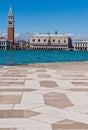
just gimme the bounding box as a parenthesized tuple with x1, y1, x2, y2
(0, 62, 88, 130)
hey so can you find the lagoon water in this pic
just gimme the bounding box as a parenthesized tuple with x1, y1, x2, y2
(0, 50, 88, 65)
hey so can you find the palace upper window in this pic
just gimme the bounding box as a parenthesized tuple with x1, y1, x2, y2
(64, 40, 66, 43)
(33, 39, 35, 42)
(44, 39, 46, 42)
(53, 39, 55, 42)
(48, 40, 51, 43)
(58, 40, 60, 43)
(38, 39, 40, 42)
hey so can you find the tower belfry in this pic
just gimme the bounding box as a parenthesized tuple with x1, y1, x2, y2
(8, 5, 14, 48)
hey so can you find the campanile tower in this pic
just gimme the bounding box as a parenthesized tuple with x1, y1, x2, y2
(8, 5, 14, 47)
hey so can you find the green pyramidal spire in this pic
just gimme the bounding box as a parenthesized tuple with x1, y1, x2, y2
(8, 5, 13, 16)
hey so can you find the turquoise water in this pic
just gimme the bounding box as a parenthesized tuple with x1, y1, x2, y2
(0, 50, 88, 65)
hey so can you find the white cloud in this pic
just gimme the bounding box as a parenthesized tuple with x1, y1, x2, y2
(0, 30, 7, 37)
(66, 33, 74, 37)
(2, 33, 7, 36)
(1, 30, 88, 42)
(15, 33, 20, 37)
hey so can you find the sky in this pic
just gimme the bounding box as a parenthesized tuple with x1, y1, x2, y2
(0, 0, 88, 40)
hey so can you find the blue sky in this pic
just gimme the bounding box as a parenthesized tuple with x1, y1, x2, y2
(0, 0, 88, 37)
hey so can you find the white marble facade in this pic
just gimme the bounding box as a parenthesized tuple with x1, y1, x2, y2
(30, 34, 72, 50)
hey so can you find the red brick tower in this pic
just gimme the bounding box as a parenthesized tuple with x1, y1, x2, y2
(8, 5, 14, 48)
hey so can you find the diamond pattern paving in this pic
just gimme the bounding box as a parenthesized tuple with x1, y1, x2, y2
(72, 82, 88, 86)
(0, 95, 21, 104)
(0, 62, 88, 130)
(69, 88, 88, 92)
(40, 81, 58, 88)
(52, 119, 88, 130)
(0, 110, 40, 118)
(43, 92, 73, 108)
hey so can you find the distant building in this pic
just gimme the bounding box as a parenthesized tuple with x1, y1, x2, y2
(8, 5, 14, 48)
(74, 40, 88, 50)
(14, 40, 30, 50)
(0, 37, 12, 50)
(30, 34, 72, 50)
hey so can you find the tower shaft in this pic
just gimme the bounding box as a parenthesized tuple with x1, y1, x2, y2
(8, 6, 14, 48)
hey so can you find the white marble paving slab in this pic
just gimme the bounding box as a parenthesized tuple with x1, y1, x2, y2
(16, 128, 52, 130)
(0, 92, 22, 96)
(30, 113, 65, 124)
(0, 119, 51, 128)
(64, 105, 88, 114)
(66, 93, 88, 106)
(21, 92, 44, 104)
(0, 104, 13, 110)
(33, 106, 88, 124)
(25, 80, 40, 89)
(14, 104, 45, 110)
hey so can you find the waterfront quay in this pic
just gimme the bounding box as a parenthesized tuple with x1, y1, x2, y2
(0, 62, 88, 129)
